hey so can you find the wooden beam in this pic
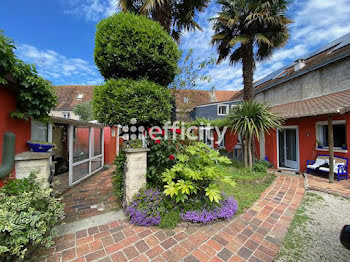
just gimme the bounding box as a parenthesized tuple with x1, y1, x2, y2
(328, 115, 334, 183)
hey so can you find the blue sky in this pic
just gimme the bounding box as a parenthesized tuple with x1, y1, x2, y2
(1, 0, 350, 90)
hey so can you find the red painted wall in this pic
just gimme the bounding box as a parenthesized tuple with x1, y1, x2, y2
(265, 113, 350, 172)
(0, 86, 31, 187)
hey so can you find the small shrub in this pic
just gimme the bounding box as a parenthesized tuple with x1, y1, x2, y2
(253, 163, 268, 173)
(125, 188, 165, 226)
(0, 173, 64, 260)
(159, 210, 180, 229)
(113, 152, 126, 201)
(255, 159, 270, 167)
(180, 197, 238, 223)
(162, 142, 235, 203)
(93, 78, 172, 127)
(94, 12, 180, 86)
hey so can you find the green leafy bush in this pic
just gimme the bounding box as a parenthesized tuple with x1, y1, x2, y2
(159, 210, 181, 229)
(0, 173, 64, 260)
(0, 32, 57, 121)
(94, 12, 180, 86)
(162, 142, 235, 203)
(253, 163, 268, 173)
(147, 138, 183, 188)
(93, 78, 172, 127)
(74, 100, 93, 121)
(113, 151, 127, 201)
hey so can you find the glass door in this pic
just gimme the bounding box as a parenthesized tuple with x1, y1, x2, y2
(284, 129, 297, 169)
(278, 127, 298, 170)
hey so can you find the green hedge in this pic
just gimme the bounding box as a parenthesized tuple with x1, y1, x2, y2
(94, 12, 180, 86)
(93, 78, 172, 127)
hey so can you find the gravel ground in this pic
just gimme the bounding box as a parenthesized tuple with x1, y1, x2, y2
(276, 190, 350, 262)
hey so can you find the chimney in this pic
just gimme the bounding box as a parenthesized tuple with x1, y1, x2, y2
(294, 59, 305, 71)
(210, 86, 217, 102)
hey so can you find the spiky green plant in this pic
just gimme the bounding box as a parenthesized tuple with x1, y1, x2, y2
(117, 0, 209, 42)
(226, 101, 283, 168)
(211, 0, 292, 101)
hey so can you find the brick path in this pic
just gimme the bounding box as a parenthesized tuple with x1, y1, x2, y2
(41, 174, 305, 262)
(60, 167, 121, 223)
(307, 173, 350, 198)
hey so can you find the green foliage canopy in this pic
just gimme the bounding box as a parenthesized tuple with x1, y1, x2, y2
(0, 31, 57, 121)
(93, 78, 172, 127)
(94, 12, 180, 86)
(74, 100, 93, 121)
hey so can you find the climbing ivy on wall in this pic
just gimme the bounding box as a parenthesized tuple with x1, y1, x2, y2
(0, 31, 57, 121)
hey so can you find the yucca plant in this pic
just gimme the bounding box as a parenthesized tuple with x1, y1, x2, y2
(226, 101, 283, 168)
(211, 0, 292, 101)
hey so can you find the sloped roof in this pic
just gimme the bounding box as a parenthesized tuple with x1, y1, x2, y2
(54, 86, 237, 112)
(231, 33, 350, 100)
(55, 85, 94, 111)
(270, 89, 350, 119)
(215, 90, 238, 101)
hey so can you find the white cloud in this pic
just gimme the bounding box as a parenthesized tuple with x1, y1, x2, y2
(16, 44, 103, 85)
(179, 0, 350, 91)
(63, 0, 117, 22)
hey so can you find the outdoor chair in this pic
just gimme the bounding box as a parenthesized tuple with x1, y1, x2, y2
(306, 154, 348, 181)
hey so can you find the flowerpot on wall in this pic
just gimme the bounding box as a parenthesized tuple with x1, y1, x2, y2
(27, 141, 54, 152)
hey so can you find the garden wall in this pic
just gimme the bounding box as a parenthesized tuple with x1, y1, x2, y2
(264, 112, 350, 172)
(0, 86, 31, 187)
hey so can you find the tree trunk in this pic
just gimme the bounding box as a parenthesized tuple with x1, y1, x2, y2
(242, 42, 255, 101)
(243, 136, 248, 167)
(248, 134, 253, 169)
(328, 115, 334, 183)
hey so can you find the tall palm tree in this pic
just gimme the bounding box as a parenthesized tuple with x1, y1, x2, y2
(118, 0, 209, 42)
(226, 101, 283, 168)
(211, 0, 292, 101)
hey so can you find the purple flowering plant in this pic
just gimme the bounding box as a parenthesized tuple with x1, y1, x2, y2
(126, 187, 238, 227)
(125, 188, 166, 226)
(180, 197, 238, 223)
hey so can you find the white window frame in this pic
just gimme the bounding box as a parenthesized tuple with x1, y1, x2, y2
(77, 94, 84, 99)
(218, 133, 225, 149)
(31, 119, 49, 142)
(316, 120, 346, 149)
(217, 104, 229, 116)
(183, 97, 189, 104)
(62, 112, 71, 119)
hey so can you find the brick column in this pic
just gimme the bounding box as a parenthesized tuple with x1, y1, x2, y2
(123, 148, 150, 205)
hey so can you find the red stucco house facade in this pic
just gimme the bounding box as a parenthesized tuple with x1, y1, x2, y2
(195, 33, 350, 174)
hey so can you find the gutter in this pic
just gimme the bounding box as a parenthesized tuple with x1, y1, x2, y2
(254, 50, 350, 95)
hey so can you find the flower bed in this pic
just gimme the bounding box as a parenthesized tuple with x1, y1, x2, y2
(125, 188, 238, 227)
(122, 139, 239, 228)
(181, 197, 238, 224)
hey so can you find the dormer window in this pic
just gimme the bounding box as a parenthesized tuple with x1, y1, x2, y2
(217, 104, 229, 115)
(77, 94, 84, 99)
(184, 97, 189, 104)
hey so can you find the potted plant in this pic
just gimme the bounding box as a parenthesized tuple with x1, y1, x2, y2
(317, 141, 323, 149)
(27, 140, 55, 152)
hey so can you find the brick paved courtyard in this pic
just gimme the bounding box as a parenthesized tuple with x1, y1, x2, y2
(41, 175, 305, 261)
(307, 173, 350, 198)
(59, 167, 121, 223)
